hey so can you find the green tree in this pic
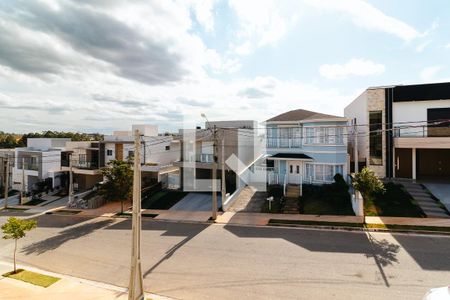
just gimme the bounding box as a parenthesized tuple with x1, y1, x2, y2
(99, 160, 133, 214)
(1, 217, 37, 273)
(352, 167, 385, 200)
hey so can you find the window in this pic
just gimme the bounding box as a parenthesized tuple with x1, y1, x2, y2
(324, 165, 334, 181)
(305, 127, 314, 144)
(335, 165, 343, 175)
(306, 163, 344, 182)
(318, 127, 326, 144)
(327, 127, 336, 144)
(289, 165, 293, 173)
(165, 145, 170, 151)
(305, 164, 313, 180)
(336, 127, 344, 144)
(128, 150, 135, 158)
(296, 165, 300, 174)
(369, 111, 383, 165)
(107, 149, 113, 156)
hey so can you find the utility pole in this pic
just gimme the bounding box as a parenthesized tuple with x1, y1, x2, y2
(68, 154, 74, 206)
(3, 156, 9, 209)
(21, 157, 25, 205)
(211, 125, 218, 221)
(221, 135, 226, 209)
(353, 120, 359, 173)
(128, 129, 144, 300)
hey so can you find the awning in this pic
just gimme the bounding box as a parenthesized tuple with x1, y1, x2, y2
(267, 153, 313, 161)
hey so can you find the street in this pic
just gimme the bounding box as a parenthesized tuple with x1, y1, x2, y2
(1, 214, 450, 300)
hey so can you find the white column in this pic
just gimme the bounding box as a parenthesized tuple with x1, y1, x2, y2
(412, 148, 416, 181)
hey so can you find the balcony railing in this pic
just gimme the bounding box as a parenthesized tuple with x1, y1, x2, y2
(267, 138, 301, 148)
(394, 126, 450, 138)
(198, 153, 214, 163)
(19, 163, 38, 171)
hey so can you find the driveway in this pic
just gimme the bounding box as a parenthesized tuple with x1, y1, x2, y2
(423, 182, 450, 212)
(227, 186, 266, 212)
(169, 193, 222, 211)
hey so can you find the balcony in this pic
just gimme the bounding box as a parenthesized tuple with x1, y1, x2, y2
(394, 125, 450, 149)
(267, 138, 301, 148)
(394, 125, 450, 138)
(74, 161, 99, 170)
(198, 153, 214, 163)
(19, 163, 38, 171)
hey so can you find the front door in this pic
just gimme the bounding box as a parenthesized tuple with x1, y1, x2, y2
(288, 161, 302, 184)
(395, 148, 412, 178)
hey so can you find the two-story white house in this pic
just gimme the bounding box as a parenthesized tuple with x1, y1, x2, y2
(345, 82, 450, 180)
(265, 109, 349, 191)
(13, 138, 69, 193)
(102, 124, 180, 187)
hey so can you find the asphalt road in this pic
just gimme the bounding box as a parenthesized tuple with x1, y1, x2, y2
(1, 214, 450, 300)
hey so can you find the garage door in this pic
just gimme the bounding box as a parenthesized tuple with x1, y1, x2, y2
(417, 149, 450, 179)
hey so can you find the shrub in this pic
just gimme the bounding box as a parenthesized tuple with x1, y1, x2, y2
(352, 167, 385, 200)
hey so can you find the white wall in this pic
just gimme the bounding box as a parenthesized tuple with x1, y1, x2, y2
(344, 90, 368, 161)
(132, 124, 158, 137)
(393, 99, 450, 136)
(27, 138, 70, 150)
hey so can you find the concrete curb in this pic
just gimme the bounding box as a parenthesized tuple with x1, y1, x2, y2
(0, 261, 175, 300)
(266, 222, 450, 236)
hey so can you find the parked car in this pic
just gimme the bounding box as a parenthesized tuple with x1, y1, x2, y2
(424, 286, 450, 300)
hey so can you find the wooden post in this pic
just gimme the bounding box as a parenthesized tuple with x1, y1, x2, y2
(221, 136, 226, 209)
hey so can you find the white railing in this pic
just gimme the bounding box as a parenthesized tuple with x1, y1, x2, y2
(267, 138, 301, 148)
(283, 173, 287, 196)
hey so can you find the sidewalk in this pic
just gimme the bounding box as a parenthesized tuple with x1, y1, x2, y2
(0, 262, 172, 300)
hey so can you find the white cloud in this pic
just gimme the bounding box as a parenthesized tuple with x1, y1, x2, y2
(228, 0, 298, 55)
(445, 43, 450, 49)
(416, 40, 431, 53)
(319, 59, 385, 79)
(303, 0, 421, 42)
(420, 66, 444, 82)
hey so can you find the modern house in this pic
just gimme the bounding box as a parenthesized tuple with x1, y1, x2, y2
(60, 141, 104, 191)
(102, 124, 180, 187)
(12, 138, 69, 193)
(265, 109, 349, 191)
(344, 82, 450, 180)
(174, 120, 262, 208)
(0, 149, 14, 193)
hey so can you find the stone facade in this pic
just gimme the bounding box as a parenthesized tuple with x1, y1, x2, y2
(365, 88, 386, 177)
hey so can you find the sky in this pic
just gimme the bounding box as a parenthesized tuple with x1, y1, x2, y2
(0, 0, 449, 134)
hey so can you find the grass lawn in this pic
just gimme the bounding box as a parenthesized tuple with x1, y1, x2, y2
(3, 269, 60, 287)
(142, 190, 188, 209)
(261, 185, 283, 213)
(300, 184, 355, 216)
(364, 182, 425, 217)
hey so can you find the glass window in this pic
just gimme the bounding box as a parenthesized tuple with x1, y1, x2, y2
(315, 165, 324, 181)
(327, 127, 336, 144)
(369, 111, 383, 165)
(107, 149, 113, 156)
(128, 150, 134, 158)
(318, 128, 326, 144)
(335, 165, 343, 175)
(165, 145, 170, 151)
(305, 128, 314, 144)
(296, 165, 299, 174)
(324, 165, 334, 181)
(336, 127, 344, 144)
(305, 164, 313, 180)
(290, 165, 293, 173)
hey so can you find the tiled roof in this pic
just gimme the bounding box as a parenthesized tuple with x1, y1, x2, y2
(266, 109, 342, 122)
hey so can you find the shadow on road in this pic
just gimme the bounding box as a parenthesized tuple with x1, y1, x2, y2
(21, 218, 114, 255)
(106, 219, 210, 276)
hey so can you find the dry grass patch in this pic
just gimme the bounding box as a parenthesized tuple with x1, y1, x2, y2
(2, 269, 60, 287)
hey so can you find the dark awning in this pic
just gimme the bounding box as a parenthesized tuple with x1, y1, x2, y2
(267, 153, 313, 160)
